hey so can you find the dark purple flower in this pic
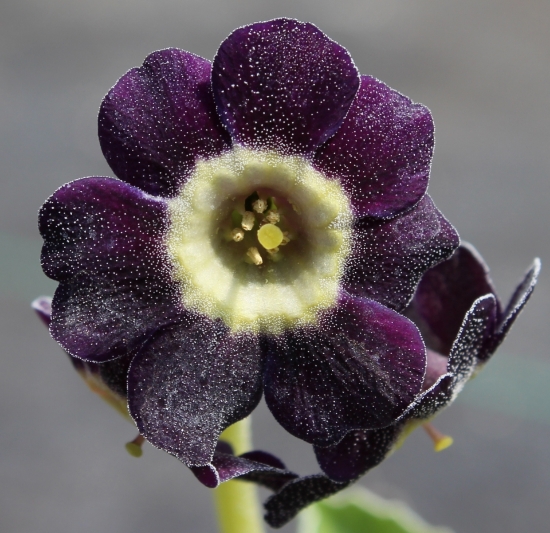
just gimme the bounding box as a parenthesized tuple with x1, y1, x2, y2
(261, 244, 539, 528)
(39, 19, 458, 488)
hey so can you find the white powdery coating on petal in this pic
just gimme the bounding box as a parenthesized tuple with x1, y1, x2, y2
(166, 146, 353, 333)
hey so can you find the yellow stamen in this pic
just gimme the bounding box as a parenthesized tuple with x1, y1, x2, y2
(257, 224, 284, 250)
(231, 228, 245, 242)
(422, 422, 454, 452)
(252, 198, 267, 213)
(265, 210, 280, 224)
(241, 211, 255, 231)
(246, 247, 263, 266)
(125, 434, 145, 457)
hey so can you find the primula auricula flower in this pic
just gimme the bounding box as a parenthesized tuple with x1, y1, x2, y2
(259, 244, 540, 527)
(39, 19, 459, 492)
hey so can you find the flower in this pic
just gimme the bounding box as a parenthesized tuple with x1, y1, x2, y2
(261, 243, 540, 528)
(39, 19, 458, 487)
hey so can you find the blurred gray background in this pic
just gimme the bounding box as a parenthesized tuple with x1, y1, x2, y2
(1, 1, 549, 532)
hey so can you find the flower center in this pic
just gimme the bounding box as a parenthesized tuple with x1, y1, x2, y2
(167, 147, 353, 334)
(219, 189, 304, 267)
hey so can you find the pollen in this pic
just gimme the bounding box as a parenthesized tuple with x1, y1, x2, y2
(265, 210, 280, 224)
(231, 228, 245, 242)
(252, 198, 268, 213)
(241, 211, 255, 231)
(246, 246, 263, 265)
(258, 223, 284, 250)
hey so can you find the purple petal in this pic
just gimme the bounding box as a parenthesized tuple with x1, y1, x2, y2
(212, 19, 359, 155)
(406, 243, 499, 355)
(314, 75, 433, 218)
(344, 195, 459, 312)
(32, 296, 53, 327)
(191, 447, 298, 489)
(263, 292, 426, 447)
(406, 374, 454, 420)
(127, 316, 263, 467)
(39, 177, 181, 362)
(273, 295, 498, 520)
(481, 258, 541, 360)
(238, 451, 299, 491)
(32, 295, 135, 394)
(448, 295, 497, 379)
(189, 463, 220, 488)
(264, 475, 351, 528)
(97, 352, 134, 398)
(99, 49, 231, 197)
(402, 294, 497, 420)
(314, 424, 401, 482)
(32, 295, 85, 373)
(422, 348, 449, 391)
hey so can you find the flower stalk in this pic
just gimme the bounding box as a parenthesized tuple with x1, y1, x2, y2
(213, 417, 265, 533)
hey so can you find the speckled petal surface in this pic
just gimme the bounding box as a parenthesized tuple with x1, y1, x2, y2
(263, 292, 426, 446)
(237, 450, 299, 491)
(127, 316, 263, 467)
(264, 474, 351, 528)
(314, 75, 433, 218)
(97, 352, 135, 398)
(32, 295, 84, 372)
(212, 19, 359, 155)
(33, 294, 134, 398)
(260, 296, 498, 527)
(402, 294, 497, 420)
(343, 195, 459, 312)
(262, 425, 402, 525)
(99, 49, 231, 197)
(483, 257, 541, 360)
(314, 424, 401, 482)
(191, 444, 298, 489)
(40, 177, 180, 362)
(406, 244, 499, 355)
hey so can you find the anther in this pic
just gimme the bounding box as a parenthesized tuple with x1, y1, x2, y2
(231, 228, 245, 242)
(280, 232, 291, 246)
(242, 211, 255, 231)
(422, 422, 453, 452)
(246, 247, 263, 266)
(252, 198, 268, 213)
(265, 210, 280, 224)
(125, 434, 145, 457)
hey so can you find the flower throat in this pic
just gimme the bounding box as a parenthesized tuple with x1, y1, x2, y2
(166, 147, 353, 334)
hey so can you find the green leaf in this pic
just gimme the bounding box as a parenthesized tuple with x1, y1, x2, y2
(297, 487, 453, 533)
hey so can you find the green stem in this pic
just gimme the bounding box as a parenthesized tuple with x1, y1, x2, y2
(213, 417, 265, 533)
